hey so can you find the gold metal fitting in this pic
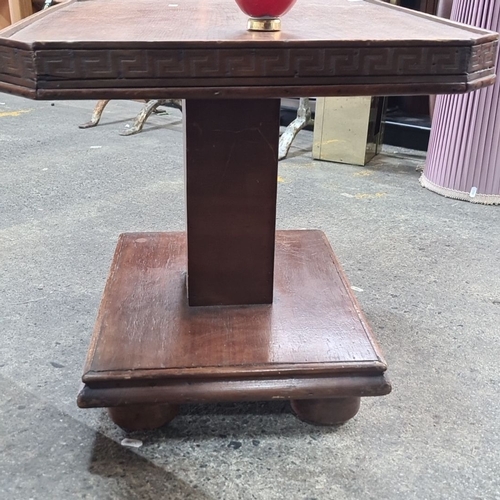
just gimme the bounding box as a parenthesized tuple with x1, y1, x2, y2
(247, 17, 281, 31)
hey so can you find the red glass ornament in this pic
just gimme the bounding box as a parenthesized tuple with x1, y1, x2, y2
(234, 0, 297, 18)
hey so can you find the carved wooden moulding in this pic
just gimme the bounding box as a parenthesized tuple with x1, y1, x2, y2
(0, 0, 498, 100)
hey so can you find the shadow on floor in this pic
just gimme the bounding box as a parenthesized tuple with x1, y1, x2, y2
(89, 432, 214, 499)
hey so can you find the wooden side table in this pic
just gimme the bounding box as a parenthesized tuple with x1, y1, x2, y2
(0, 0, 497, 431)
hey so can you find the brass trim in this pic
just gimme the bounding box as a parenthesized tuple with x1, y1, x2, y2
(247, 17, 281, 31)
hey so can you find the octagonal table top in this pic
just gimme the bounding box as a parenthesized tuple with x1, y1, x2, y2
(0, 0, 497, 99)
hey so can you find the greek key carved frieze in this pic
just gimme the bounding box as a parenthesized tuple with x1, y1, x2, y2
(0, 46, 34, 80)
(35, 45, 471, 83)
(469, 41, 497, 72)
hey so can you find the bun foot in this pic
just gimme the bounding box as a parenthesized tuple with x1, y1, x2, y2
(108, 403, 179, 431)
(291, 397, 361, 426)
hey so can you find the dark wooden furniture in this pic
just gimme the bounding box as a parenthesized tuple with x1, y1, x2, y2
(1, 0, 497, 430)
(384, 0, 451, 149)
(392, 0, 439, 15)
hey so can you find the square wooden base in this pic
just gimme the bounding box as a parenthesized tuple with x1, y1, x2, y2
(78, 230, 390, 426)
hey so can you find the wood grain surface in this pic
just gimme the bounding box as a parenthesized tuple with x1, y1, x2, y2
(78, 374, 391, 408)
(185, 99, 280, 306)
(82, 230, 387, 386)
(0, 0, 497, 99)
(5, 0, 493, 43)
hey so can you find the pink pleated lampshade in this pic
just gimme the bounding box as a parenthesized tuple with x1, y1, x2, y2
(421, 0, 500, 204)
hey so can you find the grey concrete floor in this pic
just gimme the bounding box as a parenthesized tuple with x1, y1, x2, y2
(0, 94, 499, 500)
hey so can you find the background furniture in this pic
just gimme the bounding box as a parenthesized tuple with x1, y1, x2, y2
(383, 0, 442, 150)
(313, 96, 386, 166)
(0, 0, 32, 29)
(79, 99, 182, 135)
(0, 0, 496, 431)
(422, 0, 500, 204)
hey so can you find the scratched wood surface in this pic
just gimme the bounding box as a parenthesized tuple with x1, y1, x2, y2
(0, 0, 497, 99)
(185, 99, 280, 307)
(82, 230, 386, 385)
(4, 0, 492, 43)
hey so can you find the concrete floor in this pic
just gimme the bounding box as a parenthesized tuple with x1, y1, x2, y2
(0, 94, 499, 500)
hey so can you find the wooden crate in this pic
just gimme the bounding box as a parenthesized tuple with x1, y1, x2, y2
(0, 0, 33, 29)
